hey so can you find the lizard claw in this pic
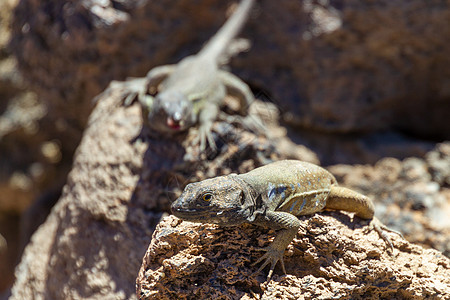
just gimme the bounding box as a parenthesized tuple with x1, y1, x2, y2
(252, 246, 286, 281)
(196, 122, 217, 151)
(368, 217, 404, 252)
(117, 77, 148, 107)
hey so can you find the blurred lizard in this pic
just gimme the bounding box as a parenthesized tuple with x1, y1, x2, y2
(127, 0, 261, 150)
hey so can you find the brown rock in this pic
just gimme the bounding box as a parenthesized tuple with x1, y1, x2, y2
(9, 82, 154, 300)
(9, 0, 450, 140)
(9, 79, 316, 299)
(328, 143, 450, 257)
(137, 214, 450, 299)
(0, 0, 71, 295)
(426, 142, 450, 186)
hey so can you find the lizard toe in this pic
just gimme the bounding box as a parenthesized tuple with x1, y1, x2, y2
(368, 217, 404, 253)
(252, 247, 286, 281)
(118, 78, 148, 107)
(197, 124, 217, 151)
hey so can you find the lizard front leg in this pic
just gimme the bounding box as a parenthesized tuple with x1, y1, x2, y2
(252, 211, 301, 281)
(197, 102, 220, 151)
(122, 65, 175, 107)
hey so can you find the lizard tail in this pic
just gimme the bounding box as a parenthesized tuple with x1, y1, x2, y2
(198, 0, 255, 62)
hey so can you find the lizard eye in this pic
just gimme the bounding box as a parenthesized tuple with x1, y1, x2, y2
(202, 193, 212, 202)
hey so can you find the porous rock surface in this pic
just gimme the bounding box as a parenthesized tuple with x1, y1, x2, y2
(137, 214, 450, 299)
(329, 142, 450, 257)
(8, 80, 449, 299)
(10, 0, 450, 140)
(8, 80, 316, 300)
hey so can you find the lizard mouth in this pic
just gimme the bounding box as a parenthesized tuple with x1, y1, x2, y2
(172, 205, 242, 224)
(167, 117, 182, 130)
(172, 208, 212, 221)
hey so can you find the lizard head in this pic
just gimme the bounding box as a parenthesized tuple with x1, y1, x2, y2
(171, 175, 255, 226)
(148, 90, 194, 132)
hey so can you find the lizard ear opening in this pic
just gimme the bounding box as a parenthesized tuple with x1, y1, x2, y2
(239, 190, 245, 205)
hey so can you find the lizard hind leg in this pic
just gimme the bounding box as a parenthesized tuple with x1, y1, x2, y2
(218, 70, 267, 135)
(325, 186, 375, 219)
(326, 186, 403, 252)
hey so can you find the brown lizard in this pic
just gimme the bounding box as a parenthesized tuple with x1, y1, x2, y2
(131, 0, 262, 150)
(171, 160, 403, 281)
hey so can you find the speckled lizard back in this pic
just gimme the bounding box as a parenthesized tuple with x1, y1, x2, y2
(239, 160, 337, 215)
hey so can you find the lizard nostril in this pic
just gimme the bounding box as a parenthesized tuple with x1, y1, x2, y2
(173, 112, 182, 122)
(171, 201, 181, 213)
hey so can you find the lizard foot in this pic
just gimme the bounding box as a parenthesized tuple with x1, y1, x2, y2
(113, 77, 148, 107)
(252, 246, 286, 281)
(193, 122, 217, 151)
(368, 217, 404, 252)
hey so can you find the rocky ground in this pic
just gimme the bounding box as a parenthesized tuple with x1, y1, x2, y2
(1, 0, 449, 299)
(137, 215, 449, 299)
(7, 82, 450, 299)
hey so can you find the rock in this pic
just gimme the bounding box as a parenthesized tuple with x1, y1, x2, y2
(6, 0, 450, 296)
(0, 213, 19, 298)
(9, 82, 155, 300)
(426, 143, 450, 186)
(137, 215, 450, 299)
(328, 143, 450, 257)
(9, 79, 317, 299)
(0, 0, 72, 295)
(9, 0, 450, 141)
(286, 130, 433, 165)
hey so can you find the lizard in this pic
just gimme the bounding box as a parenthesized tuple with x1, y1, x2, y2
(132, 0, 262, 150)
(171, 160, 403, 281)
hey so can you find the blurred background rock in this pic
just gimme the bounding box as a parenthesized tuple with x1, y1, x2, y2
(0, 0, 449, 297)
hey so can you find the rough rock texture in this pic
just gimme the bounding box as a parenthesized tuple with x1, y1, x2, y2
(10, 0, 450, 141)
(6, 0, 450, 297)
(137, 214, 450, 299)
(329, 142, 450, 257)
(9, 80, 317, 300)
(7, 79, 449, 299)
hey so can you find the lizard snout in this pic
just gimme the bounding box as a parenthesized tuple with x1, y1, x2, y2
(171, 199, 183, 214)
(171, 198, 192, 215)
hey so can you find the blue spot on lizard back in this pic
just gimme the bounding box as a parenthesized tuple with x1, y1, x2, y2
(299, 198, 306, 212)
(289, 202, 296, 213)
(277, 185, 287, 200)
(267, 182, 276, 202)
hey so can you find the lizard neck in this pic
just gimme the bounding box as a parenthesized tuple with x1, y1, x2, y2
(229, 174, 266, 222)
